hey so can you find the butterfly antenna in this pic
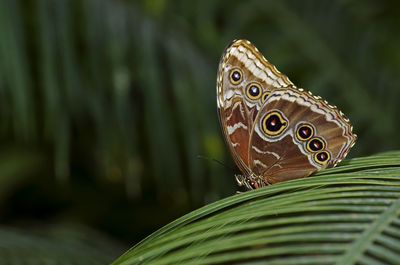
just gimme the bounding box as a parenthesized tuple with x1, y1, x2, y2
(196, 155, 235, 172)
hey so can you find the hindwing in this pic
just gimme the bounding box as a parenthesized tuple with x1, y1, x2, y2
(249, 87, 356, 184)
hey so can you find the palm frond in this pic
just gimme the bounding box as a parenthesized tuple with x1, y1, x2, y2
(112, 151, 400, 264)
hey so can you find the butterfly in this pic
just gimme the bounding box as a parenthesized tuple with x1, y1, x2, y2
(217, 40, 357, 190)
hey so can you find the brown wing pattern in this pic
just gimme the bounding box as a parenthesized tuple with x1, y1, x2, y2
(249, 87, 356, 184)
(217, 39, 356, 188)
(217, 40, 294, 175)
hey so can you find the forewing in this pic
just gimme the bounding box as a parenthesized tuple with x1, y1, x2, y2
(217, 40, 294, 175)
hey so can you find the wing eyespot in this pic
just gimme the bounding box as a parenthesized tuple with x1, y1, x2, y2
(245, 82, 262, 100)
(229, 68, 243, 85)
(296, 123, 314, 141)
(261, 92, 270, 103)
(307, 137, 325, 152)
(261, 110, 288, 136)
(314, 151, 330, 165)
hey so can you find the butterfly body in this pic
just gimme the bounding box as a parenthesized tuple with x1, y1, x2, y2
(217, 40, 356, 190)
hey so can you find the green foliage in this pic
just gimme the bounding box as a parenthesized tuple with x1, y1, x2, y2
(0, 0, 399, 261)
(112, 151, 400, 264)
(0, 0, 399, 202)
(0, 223, 124, 264)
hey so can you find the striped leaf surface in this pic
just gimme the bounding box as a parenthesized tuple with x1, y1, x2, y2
(112, 151, 400, 265)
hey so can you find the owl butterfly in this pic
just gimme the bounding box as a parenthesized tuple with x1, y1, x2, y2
(217, 40, 356, 190)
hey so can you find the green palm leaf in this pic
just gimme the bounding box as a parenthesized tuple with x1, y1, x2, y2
(112, 151, 400, 265)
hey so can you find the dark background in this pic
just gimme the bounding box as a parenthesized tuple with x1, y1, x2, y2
(0, 0, 399, 261)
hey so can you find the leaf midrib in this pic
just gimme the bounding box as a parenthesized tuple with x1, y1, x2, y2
(337, 195, 400, 264)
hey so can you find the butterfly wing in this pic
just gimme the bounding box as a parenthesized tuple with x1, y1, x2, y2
(248, 87, 357, 184)
(217, 39, 294, 175)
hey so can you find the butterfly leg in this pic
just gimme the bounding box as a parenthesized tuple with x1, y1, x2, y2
(235, 174, 247, 188)
(235, 174, 269, 190)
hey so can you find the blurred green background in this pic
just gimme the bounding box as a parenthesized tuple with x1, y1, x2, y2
(0, 0, 399, 263)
